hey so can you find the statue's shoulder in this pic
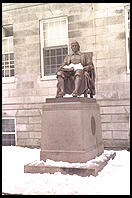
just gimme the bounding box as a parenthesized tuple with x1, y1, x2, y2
(64, 54, 71, 59)
(82, 52, 93, 60)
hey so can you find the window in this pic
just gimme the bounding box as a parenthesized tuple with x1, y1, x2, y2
(40, 17, 68, 78)
(2, 25, 15, 79)
(125, 7, 130, 73)
(2, 118, 16, 146)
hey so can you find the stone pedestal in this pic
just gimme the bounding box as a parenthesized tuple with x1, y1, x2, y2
(40, 97, 104, 163)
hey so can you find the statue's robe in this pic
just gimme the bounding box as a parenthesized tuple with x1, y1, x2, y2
(56, 51, 95, 96)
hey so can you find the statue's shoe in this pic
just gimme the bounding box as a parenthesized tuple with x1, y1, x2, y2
(56, 91, 65, 98)
(72, 91, 78, 97)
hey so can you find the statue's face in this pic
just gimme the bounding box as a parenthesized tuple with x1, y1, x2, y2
(71, 43, 79, 53)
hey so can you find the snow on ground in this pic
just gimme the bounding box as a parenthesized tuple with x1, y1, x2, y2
(2, 146, 130, 195)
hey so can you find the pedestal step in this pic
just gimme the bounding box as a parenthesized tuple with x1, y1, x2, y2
(24, 152, 116, 177)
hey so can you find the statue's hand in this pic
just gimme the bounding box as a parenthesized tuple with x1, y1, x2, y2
(62, 67, 74, 72)
(83, 65, 93, 72)
(83, 67, 88, 71)
(57, 66, 63, 71)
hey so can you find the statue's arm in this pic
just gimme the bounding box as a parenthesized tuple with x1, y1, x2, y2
(83, 54, 95, 81)
(83, 63, 94, 72)
(58, 56, 68, 71)
(83, 54, 94, 72)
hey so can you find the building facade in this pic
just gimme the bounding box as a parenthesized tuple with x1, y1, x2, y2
(2, 3, 130, 149)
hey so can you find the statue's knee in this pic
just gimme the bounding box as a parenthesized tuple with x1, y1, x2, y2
(75, 74, 81, 80)
(57, 71, 65, 79)
(74, 70, 83, 79)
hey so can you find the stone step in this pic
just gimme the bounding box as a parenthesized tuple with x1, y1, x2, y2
(24, 152, 116, 177)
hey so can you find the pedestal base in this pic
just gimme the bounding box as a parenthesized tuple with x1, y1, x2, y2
(41, 97, 104, 163)
(24, 151, 116, 177)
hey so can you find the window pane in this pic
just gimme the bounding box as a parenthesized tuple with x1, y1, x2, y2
(2, 39, 8, 53)
(49, 22, 54, 32)
(51, 49, 55, 56)
(5, 61, 9, 65)
(51, 57, 56, 65)
(9, 37, 13, 51)
(57, 56, 62, 64)
(10, 69, 14, 77)
(44, 67, 50, 75)
(2, 55, 5, 61)
(63, 47, 68, 55)
(43, 23, 48, 31)
(43, 18, 67, 47)
(57, 65, 61, 70)
(2, 70, 4, 77)
(3, 25, 13, 37)
(44, 39, 50, 47)
(44, 50, 49, 56)
(5, 70, 9, 77)
(5, 65, 9, 69)
(5, 54, 9, 60)
(10, 53, 14, 60)
(56, 48, 62, 55)
(2, 134, 15, 146)
(10, 64, 14, 68)
(51, 66, 57, 74)
(43, 32, 48, 41)
(63, 56, 66, 61)
(10, 61, 14, 64)
(2, 119, 15, 132)
(45, 57, 50, 65)
(43, 46, 68, 75)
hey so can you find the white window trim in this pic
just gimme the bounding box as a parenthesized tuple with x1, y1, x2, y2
(40, 75, 57, 81)
(125, 7, 130, 74)
(40, 16, 69, 80)
(2, 117, 17, 145)
(2, 76, 16, 84)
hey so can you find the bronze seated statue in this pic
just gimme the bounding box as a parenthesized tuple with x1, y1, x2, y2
(56, 40, 95, 98)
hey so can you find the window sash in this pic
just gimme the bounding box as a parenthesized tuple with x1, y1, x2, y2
(2, 118, 15, 133)
(2, 35, 14, 78)
(2, 25, 13, 37)
(43, 45, 68, 76)
(43, 19, 68, 48)
(2, 53, 15, 77)
(2, 118, 16, 146)
(2, 36, 14, 54)
(40, 17, 68, 78)
(2, 134, 16, 146)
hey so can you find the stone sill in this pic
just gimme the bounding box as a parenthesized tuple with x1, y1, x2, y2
(2, 77, 16, 84)
(40, 75, 57, 81)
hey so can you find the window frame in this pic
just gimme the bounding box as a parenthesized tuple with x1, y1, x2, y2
(2, 26, 15, 83)
(40, 16, 69, 80)
(125, 7, 130, 74)
(2, 117, 17, 146)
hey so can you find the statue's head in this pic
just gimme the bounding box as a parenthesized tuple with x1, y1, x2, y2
(71, 40, 80, 52)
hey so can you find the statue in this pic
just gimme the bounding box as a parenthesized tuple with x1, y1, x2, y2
(56, 40, 95, 98)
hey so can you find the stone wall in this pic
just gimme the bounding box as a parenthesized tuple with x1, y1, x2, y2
(2, 3, 130, 148)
